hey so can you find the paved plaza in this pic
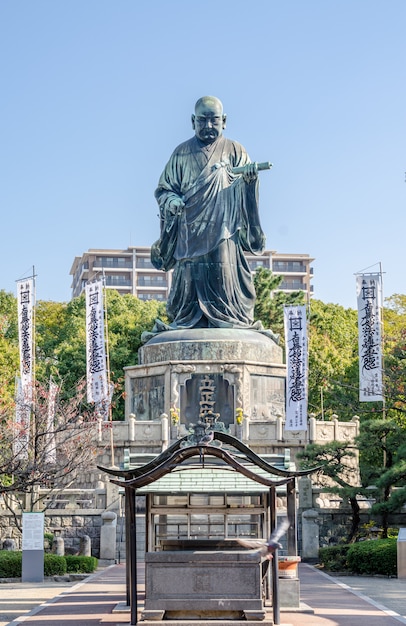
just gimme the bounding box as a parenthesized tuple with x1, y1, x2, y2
(1, 562, 406, 626)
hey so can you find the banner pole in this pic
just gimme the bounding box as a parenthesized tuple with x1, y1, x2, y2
(102, 273, 115, 468)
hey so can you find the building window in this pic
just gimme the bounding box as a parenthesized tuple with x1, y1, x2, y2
(138, 275, 167, 287)
(248, 260, 267, 270)
(279, 279, 305, 290)
(95, 256, 132, 268)
(136, 257, 154, 269)
(105, 275, 131, 286)
(273, 261, 306, 273)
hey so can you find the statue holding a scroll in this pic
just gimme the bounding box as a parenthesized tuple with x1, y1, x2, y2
(151, 95, 271, 332)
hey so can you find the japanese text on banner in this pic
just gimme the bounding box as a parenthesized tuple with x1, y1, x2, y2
(284, 305, 308, 431)
(86, 281, 108, 405)
(356, 273, 383, 402)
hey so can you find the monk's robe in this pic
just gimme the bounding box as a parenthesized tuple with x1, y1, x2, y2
(152, 135, 265, 329)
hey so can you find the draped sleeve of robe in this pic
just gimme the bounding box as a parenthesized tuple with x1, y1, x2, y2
(152, 135, 266, 329)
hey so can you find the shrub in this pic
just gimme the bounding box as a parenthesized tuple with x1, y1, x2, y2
(0, 550, 22, 577)
(44, 554, 66, 576)
(0, 552, 68, 577)
(319, 544, 351, 571)
(347, 539, 397, 576)
(0, 552, 98, 578)
(65, 555, 98, 573)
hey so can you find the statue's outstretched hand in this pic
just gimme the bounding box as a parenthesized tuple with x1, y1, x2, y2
(241, 162, 258, 184)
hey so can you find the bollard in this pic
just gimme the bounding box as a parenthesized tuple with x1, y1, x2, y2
(100, 510, 117, 565)
(80, 534, 92, 557)
(52, 536, 65, 556)
(2, 538, 16, 551)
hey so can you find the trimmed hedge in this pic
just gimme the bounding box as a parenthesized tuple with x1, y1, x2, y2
(65, 555, 98, 573)
(44, 554, 66, 576)
(0, 551, 22, 577)
(0, 552, 98, 578)
(319, 538, 397, 576)
(347, 539, 397, 576)
(319, 544, 351, 572)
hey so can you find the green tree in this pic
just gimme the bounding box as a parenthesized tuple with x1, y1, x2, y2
(37, 291, 167, 418)
(373, 443, 406, 516)
(297, 440, 364, 541)
(307, 300, 359, 420)
(383, 294, 406, 417)
(0, 289, 167, 419)
(253, 267, 305, 342)
(0, 291, 19, 408)
(302, 296, 406, 535)
(356, 417, 406, 536)
(357, 295, 406, 534)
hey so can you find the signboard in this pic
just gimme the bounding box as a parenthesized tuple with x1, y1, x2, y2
(22, 512, 44, 550)
(22, 512, 44, 582)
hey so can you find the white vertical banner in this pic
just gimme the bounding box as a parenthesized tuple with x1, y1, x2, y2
(86, 280, 108, 405)
(356, 273, 383, 401)
(44, 379, 58, 464)
(17, 278, 34, 402)
(284, 305, 308, 431)
(14, 377, 30, 459)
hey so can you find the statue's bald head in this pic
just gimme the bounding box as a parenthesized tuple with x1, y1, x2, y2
(192, 96, 227, 144)
(194, 96, 224, 114)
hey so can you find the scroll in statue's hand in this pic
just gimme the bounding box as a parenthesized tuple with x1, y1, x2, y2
(241, 162, 258, 184)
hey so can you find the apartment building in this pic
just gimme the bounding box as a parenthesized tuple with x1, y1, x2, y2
(70, 247, 314, 301)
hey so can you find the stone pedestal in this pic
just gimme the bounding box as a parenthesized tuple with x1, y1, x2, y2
(277, 556, 301, 608)
(99, 510, 117, 565)
(79, 535, 91, 556)
(302, 509, 320, 560)
(125, 329, 285, 428)
(52, 536, 64, 556)
(142, 550, 265, 621)
(279, 577, 300, 608)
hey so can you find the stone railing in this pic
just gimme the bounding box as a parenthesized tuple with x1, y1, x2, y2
(96, 413, 360, 459)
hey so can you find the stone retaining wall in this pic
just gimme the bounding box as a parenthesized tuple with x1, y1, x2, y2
(0, 509, 108, 558)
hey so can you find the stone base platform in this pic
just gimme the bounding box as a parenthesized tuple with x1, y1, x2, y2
(125, 328, 285, 425)
(143, 550, 266, 621)
(139, 328, 282, 365)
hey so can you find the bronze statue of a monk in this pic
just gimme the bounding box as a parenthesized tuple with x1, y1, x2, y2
(151, 95, 266, 331)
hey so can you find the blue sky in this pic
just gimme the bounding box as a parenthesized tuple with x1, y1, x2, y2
(1, 1, 404, 308)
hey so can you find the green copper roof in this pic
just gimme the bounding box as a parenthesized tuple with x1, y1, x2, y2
(136, 464, 293, 494)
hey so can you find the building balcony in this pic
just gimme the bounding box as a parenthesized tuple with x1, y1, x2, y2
(136, 259, 155, 269)
(105, 277, 132, 287)
(138, 278, 168, 287)
(93, 263, 132, 271)
(279, 281, 306, 291)
(273, 262, 307, 274)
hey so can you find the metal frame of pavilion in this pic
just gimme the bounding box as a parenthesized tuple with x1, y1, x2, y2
(100, 431, 317, 625)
